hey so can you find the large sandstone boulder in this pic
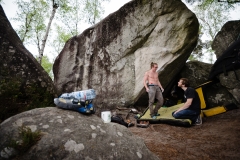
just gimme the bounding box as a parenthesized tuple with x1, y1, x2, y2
(180, 61, 212, 88)
(53, 0, 199, 109)
(212, 20, 240, 58)
(0, 5, 57, 122)
(180, 61, 238, 107)
(211, 20, 240, 104)
(0, 107, 159, 160)
(219, 70, 240, 104)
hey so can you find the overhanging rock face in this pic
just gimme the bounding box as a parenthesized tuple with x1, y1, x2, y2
(53, 0, 199, 109)
(211, 20, 240, 104)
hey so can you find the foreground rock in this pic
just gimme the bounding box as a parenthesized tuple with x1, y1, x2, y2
(0, 5, 57, 122)
(0, 107, 159, 160)
(53, 0, 199, 109)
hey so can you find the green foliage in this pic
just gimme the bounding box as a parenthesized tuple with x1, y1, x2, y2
(184, 0, 239, 63)
(9, 126, 41, 155)
(37, 55, 54, 79)
(57, 0, 85, 36)
(188, 54, 197, 61)
(50, 0, 110, 63)
(199, 0, 237, 10)
(13, 0, 49, 45)
(83, 0, 108, 25)
(50, 25, 72, 54)
(194, 1, 229, 40)
(3, 0, 110, 66)
(185, 0, 239, 6)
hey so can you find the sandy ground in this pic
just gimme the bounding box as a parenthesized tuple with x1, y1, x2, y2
(128, 108, 240, 160)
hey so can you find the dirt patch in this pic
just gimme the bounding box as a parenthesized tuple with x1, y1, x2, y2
(128, 108, 240, 160)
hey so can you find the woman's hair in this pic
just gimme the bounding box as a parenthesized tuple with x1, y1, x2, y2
(180, 78, 190, 87)
(150, 62, 158, 69)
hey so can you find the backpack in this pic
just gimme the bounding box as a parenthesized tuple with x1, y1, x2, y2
(111, 115, 135, 127)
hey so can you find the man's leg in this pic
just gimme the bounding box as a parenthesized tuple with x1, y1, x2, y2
(172, 109, 198, 122)
(154, 87, 164, 114)
(148, 86, 156, 117)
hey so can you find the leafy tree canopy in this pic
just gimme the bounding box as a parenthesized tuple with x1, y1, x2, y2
(184, 0, 240, 63)
(1, 0, 110, 78)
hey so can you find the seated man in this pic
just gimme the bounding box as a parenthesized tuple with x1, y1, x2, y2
(172, 78, 202, 125)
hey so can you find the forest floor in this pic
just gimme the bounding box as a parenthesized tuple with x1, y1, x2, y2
(122, 107, 240, 160)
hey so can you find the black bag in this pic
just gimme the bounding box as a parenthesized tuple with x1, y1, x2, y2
(111, 115, 128, 127)
(164, 99, 177, 107)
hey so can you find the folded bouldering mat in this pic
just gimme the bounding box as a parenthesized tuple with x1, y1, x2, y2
(202, 106, 226, 117)
(137, 103, 192, 127)
(202, 103, 238, 117)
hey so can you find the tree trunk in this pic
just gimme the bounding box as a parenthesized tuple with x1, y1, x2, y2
(38, 4, 58, 64)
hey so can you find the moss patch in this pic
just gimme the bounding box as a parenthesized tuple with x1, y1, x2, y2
(8, 126, 42, 157)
